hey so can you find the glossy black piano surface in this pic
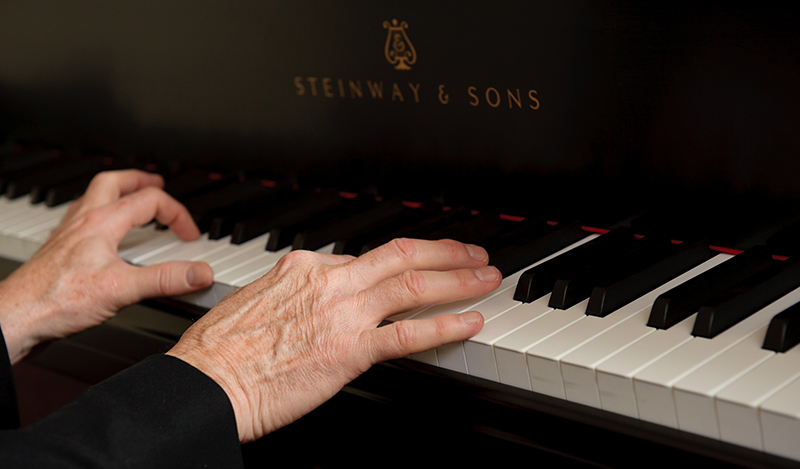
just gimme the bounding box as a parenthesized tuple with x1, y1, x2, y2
(2, 1, 800, 467)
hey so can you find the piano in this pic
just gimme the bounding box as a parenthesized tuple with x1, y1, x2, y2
(1, 1, 800, 467)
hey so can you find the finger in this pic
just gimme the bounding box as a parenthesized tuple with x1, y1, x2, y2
(81, 170, 165, 208)
(364, 311, 484, 362)
(357, 265, 501, 320)
(347, 238, 489, 288)
(105, 186, 200, 242)
(120, 261, 214, 304)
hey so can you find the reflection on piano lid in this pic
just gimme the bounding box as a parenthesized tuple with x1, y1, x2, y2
(2, 151, 800, 466)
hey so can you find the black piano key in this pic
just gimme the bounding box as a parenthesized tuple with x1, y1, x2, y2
(586, 240, 716, 317)
(421, 210, 507, 246)
(207, 184, 308, 240)
(332, 202, 444, 256)
(512, 227, 636, 304)
(692, 257, 800, 338)
(549, 235, 683, 310)
(268, 195, 375, 252)
(162, 169, 235, 202)
(292, 199, 405, 252)
(0, 150, 62, 193)
(647, 245, 777, 330)
(488, 221, 588, 278)
(181, 180, 269, 233)
(6, 157, 105, 200)
(230, 188, 343, 245)
(358, 206, 472, 254)
(763, 302, 800, 352)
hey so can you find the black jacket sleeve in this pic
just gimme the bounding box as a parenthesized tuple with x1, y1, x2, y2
(0, 330, 243, 468)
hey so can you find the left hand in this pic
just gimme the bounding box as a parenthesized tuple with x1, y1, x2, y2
(0, 170, 214, 364)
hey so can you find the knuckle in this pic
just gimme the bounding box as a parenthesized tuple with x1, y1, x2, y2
(393, 321, 417, 352)
(399, 269, 426, 299)
(155, 264, 173, 295)
(390, 237, 418, 261)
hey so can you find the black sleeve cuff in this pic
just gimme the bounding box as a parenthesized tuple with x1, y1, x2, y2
(2, 354, 243, 468)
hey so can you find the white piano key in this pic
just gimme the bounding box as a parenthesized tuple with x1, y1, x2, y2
(118, 229, 180, 261)
(559, 254, 732, 408)
(464, 294, 554, 381)
(760, 376, 800, 461)
(118, 226, 165, 253)
(493, 299, 588, 390)
(136, 233, 214, 264)
(126, 232, 184, 265)
(595, 315, 696, 418)
(633, 297, 784, 428)
(415, 235, 600, 372)
(190, 234, 268, 265)
(2, 205, 68, 236)
(214, 247, 291, 284)
(715, 340, 800, 450)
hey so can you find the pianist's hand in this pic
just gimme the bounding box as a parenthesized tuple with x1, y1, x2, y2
(0, 170, 214, 364)
(167, 238, 501, 442)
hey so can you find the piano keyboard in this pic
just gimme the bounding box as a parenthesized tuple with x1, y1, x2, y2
(1, 185, 800, 465)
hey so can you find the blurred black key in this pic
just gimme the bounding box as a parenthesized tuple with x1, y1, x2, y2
(333, 203, 443, 256)
(549, 235, 683, 310)
(489, 221, 587, 278)
(422, 211, 506, 245)
(647, 246, 777, 330)
(693, 257, 800, 338)
(207, 184, 303, 240)
(293, 199, 405, 251)
(586, 240, 716, 317)
(230, 189, 342, 245)
(6, 157, 106, 200)
(358, 206, 472, 254)
(763, 302, 800, 352)
(181, 180, 269, 233)
(0, 150, 61, 193)
(513, 227, 635, 303)
(268, 196, 375, 252)
(163, 169, 235, 202)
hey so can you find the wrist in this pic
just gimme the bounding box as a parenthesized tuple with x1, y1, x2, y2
(0, 275, 58, 364)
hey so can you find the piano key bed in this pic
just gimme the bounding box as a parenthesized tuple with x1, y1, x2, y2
(2, 174, 800, 468)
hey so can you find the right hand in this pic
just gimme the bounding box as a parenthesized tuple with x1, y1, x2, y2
(167, 238, 501, 442)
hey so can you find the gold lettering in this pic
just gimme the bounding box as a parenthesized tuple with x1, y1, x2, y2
(438, 85, 449, 105)
(391, 83, 404, 101)
(338, 79, 345, 98)
(467, 86, 479, 106)
(294, 76, 305, 96)
(349, 80, 363, 98)
(307, 77, 319, 97)
(322, 78, 334, 98)
(508, 89, 522, 108)
(367, 81, 384, 99)
(528, 89, 540, 110)
(408, 83, 421, 103)
(486, 87, 500, 108)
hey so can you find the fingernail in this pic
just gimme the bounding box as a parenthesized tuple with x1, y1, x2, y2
(186, 264, 208, 287)
(466, 244, 487, 261)
(475, 266, 500, 282)
(460, 311, 483, 326)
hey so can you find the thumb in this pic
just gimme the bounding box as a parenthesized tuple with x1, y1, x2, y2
(125, 261, 214, 302)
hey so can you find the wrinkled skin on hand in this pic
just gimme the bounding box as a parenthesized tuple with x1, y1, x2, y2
(168, 238, 502, 442)
(0, 170, 214, 363)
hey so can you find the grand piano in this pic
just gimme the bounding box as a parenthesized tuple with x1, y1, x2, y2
(1, 1, 800, 467)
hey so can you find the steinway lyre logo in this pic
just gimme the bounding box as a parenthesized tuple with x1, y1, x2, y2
(383, 19, 416, 71)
